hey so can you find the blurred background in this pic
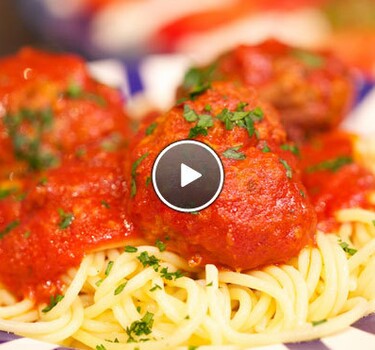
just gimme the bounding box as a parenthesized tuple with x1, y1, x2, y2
(0, 0, 374, 71)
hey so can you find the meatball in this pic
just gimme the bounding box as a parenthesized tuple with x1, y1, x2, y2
(129, 82, 316, 271)
(0, 48, 131, 175)
(0, 144, 135, 301)
(178, 40, 355, 141)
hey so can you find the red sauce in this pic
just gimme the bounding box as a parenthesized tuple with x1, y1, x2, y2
(300, 131, 375, 232)
(129, 82, 316, 271)
(0, 49, 137, 302)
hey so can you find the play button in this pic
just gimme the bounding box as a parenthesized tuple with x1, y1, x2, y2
(152, 140, 224, 212)
(180, 163, 202, 188)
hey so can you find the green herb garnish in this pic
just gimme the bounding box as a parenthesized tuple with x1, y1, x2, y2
(101, 200, 110, 209)
(126, 312, 154, 343)
(279, 159, 293, 179)
(223, 146, 246, 160)
(131, 153, 149, 197)
(188, 125, 208, 138)
(306, 156, 353, 173)
(145, 122, 157, 136)
(4, 108, 58, 171)
(160, 267, 184, 280)
(114, 282, 127, 295)
(57, 208, 74, 229)
(0, 220, 20, 239)
(339, 240, 357, 256)
(105, 261, 114, 276)
(293, 49, 325, 68)
(137, 251, 160, 271)
(312, 319, 327, 326)
(281, 143, 300, 156)
(155, 239, 166, 252)
(150, 284, 162, 292)
(42, 294, 64, 313)
(125, 245, 138, 253)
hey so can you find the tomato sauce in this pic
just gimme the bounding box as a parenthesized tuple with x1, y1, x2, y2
(0, 49, 136, 302)
(300, 131, 375, 232)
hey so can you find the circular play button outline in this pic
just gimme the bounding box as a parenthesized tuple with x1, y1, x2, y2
(152, 140, 224, 213)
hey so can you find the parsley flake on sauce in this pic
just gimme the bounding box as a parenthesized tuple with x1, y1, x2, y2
(279, 159, 293, 179)
(188, 125, 209, 138)
(100, 200, 110, 209)
(155, 239, 166, 252)
(292, 49, 325, 68)
(306, 156, 353, 173)
(145, 122, 158, 136)
(182, 63, 218, 100)
(216, 106, 263, 136)
(42, 294, 64, 313)
(131, 153, 149, 198)
(0, 220, 20, 239)
(57, 208, 74, 229)
(223, 146, 246, 160)
(280, 143, 300, 156)
(0, 188, 16, 200)
(3, 108, 59, 171)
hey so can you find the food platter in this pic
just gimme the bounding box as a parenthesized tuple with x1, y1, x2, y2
(0, 55, 374, 350)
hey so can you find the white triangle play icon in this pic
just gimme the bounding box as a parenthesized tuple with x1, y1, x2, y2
(180, 163, 202, 188)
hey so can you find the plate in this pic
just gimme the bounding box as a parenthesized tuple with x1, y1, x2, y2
(0, 57, 374, 350)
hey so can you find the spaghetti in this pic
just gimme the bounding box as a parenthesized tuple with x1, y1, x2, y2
(0, 208, 374, 349)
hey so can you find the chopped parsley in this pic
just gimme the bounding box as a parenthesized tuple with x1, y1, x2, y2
(3, 108, 59, 171)
(57, 208, 74, 229)
(23, 230, 31, 239)
(183, 105, 213, 138)
(223, 146, 246, 160)
(261, 142, 271, 153)
(65, 82, 106, 107)
(100, 200, 110, 209)
(0, 220, 20, 239)
(114, 282, 127, 295)
(100, 132, 123, 152)
(150, 284, 162, 292)
(160, 267, 184, 280)
(145, 122, 157, 136)
(105, 261, 114, 276)
(216, 106, 263, 137)
(299, 189, 306, 198)
(293, 49, 325, 68)
(96, 345, 107, 350)
(204, 104, 212, 111)
(125, 245, 138, 253)
(126, 311, 154, 343)
(188, 346, 199, 350)
(182, 64, 217, 100)
(131, 153, 149, 197)
(306, 156, 353, 173)
(279, 159, 293, 179)
(312, 319, 327, 326)
(339, 240, 357, 256)
(188, 125, 209, 138)
(0, 188, 16, 200)
(145, 176, 151, 187)
(206, 282, 213, 287)
(280, 143, 300, 156)
(155, 239, 166, 252)
(42, 294, 64, 313)
(137, 251, 160, 271)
